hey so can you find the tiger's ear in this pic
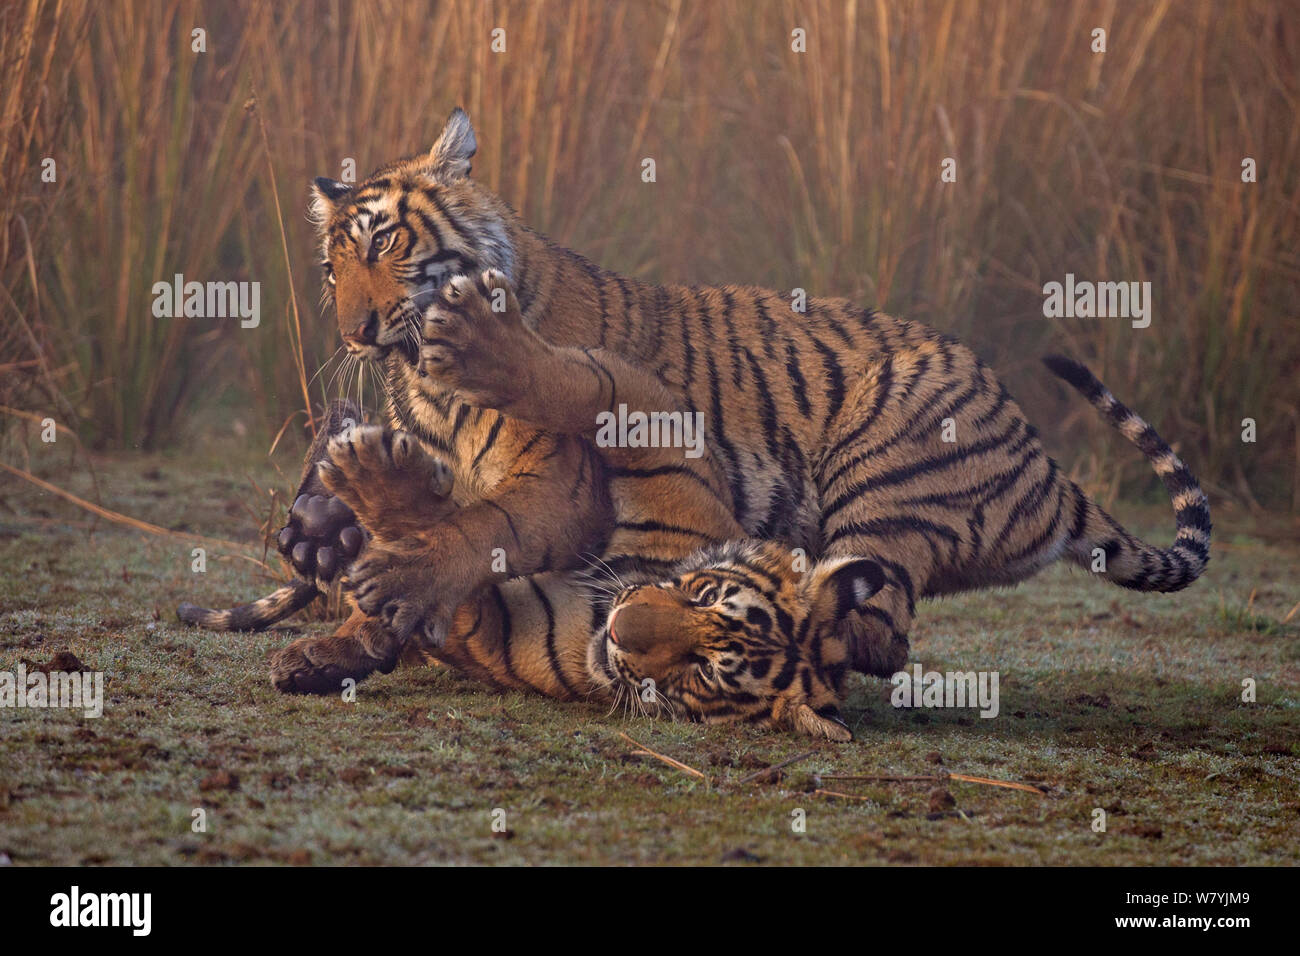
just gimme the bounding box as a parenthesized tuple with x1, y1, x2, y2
(427, 107, 477, 181)
(806, 556, 886, 622)
(791, 703, 853, 742)
(310, 177, 351, 227)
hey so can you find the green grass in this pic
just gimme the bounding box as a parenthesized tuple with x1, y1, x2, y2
(1, 449, 1297, 865)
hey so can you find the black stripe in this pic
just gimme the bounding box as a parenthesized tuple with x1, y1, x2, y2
(489, 584, 525, 688)
(744, 349, 784, 462)
(613, 276, 638, 348)
(412, 208, 448, 251)
(988, 460, 1059, 555)
(471, 414, 505, 469)
(706, 353, 747, 526)
(528, 578, 580, 698)
(606, 462, 724, 497)
(649, 286, 670, 359)
(1068, 483, 1090, 541)
(678, 300, 697, 390)
(894, 444, 1038, 510)
(784, 340, 813, 418)
(824, 516, 961, 565)
(756, 295, 778, 359)
(825, 312, 855, 349)
(821, 355, 895, 470)
(614, 520, 716, 542)
(822, 418, 1026, 522)
(807, 332, 846, 421)
(484, 500, 522, 548)
(421, 187, 470, 243)
(581, 349, 617, 411)
(721, 290, 745, 388)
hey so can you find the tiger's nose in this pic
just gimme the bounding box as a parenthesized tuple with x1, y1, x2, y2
(607, 598, 688, 655)
(351, 310, 379, 344)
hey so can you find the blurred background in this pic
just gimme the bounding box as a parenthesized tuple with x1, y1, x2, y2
(2, 0, 1297, 511)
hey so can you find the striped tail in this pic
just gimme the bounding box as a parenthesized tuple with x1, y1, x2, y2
(177, 579, 318, 631)
(1043, 355, 1211, 592)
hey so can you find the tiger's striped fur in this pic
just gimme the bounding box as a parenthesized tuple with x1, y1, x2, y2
(250, 107, 1207, 736)
(177, 579, 317, 632)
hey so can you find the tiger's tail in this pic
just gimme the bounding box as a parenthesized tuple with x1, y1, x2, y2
(1043, 355, 1211, 592)
(177, 579, 319, 631)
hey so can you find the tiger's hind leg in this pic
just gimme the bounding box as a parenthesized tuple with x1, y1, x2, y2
(814, 344, 990, 676)
(816, 342, 1072, 676)
(819, 531, 928, 678)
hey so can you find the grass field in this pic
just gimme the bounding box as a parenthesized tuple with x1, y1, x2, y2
(1, 448, 1297, 866)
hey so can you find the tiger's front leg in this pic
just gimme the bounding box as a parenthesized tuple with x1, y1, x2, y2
(420, 270, 680, 437)
(419, 269, 737, 551)
(306, 399, 611, 655)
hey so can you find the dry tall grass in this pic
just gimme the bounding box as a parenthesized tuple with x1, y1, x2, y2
(2, 0, 1297, 509)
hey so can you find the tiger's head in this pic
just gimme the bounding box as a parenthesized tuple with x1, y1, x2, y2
(309, 108, 514, 362)
(588, 539, 885, 742)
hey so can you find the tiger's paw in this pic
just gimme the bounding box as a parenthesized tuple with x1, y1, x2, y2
(318, 424, 456, 542)
(418, 270, 542, 409)
(276, 492, 363, 583)
(269, 623, 399, 695)
(343, 541, 474, 650)
(275, 401, 367, 583)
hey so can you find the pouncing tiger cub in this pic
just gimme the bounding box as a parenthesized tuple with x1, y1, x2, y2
(283, 107, 1209, 674)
